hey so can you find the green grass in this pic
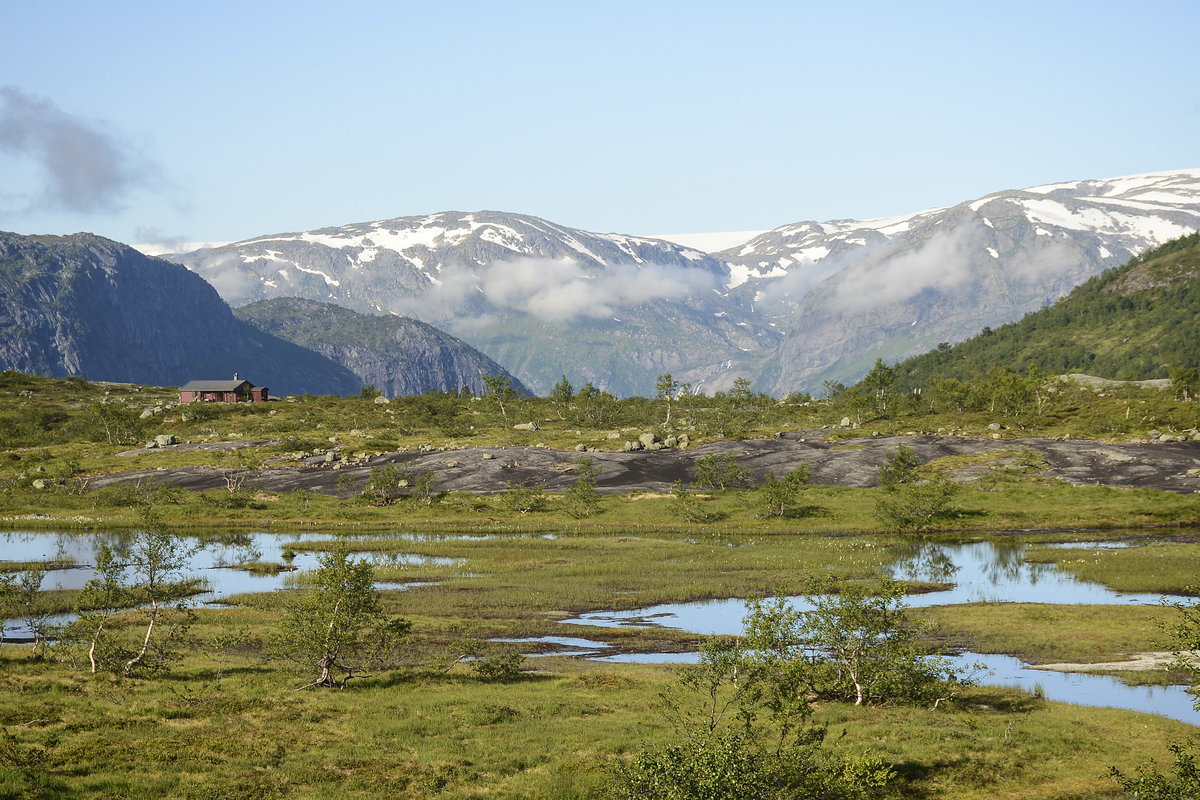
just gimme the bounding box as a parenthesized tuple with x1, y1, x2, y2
(0, 636, 1192, 800)
(916, 602, 1181, 665)
(4, 372, 1200, 797)
(1024, 540, 1200, 595)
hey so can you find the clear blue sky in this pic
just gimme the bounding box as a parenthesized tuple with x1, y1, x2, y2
(2, 0, 1197, 246)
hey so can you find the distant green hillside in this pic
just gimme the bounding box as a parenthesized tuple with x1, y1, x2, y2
(892, 233, 1200, 388)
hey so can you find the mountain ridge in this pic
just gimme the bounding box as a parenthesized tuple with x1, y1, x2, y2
(165, 169, 1200, 396)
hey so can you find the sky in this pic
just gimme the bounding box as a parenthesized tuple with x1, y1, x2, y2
(1, 0, 1198, 249)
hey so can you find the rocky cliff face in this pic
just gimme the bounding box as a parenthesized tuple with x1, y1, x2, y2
(233, 297, 528, 397)
(0, 231, 362, 395)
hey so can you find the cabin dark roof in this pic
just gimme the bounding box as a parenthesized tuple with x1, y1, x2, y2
(180, 379, 253, 392)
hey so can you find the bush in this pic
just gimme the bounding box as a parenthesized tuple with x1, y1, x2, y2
(503, 481, 546, 514)
(693, 452, 751, 490)
(751, 464, 810, 519)
(564, 456, 600, 518)
(473, 652, 524, 682)
(669, 480, 718, 523)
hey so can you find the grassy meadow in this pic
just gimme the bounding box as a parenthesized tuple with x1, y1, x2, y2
(2, 372, 1200, 797)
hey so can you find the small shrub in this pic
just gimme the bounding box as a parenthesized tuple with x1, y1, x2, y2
(669, 480, 718, 523)
(751, 464, 809, 519)
(503, 482, 546, 514)
(693, 452, 751, 490)
(473, 652, 524, 682)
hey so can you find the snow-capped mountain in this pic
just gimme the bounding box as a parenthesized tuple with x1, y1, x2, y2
(723, 168, 1200, 394)
(168, 170, 1200, 397)
(171, 211, 779, 396)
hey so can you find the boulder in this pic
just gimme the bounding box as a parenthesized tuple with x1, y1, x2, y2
(373, 395, 390, 405)
(638, 432, 658, 447)
(154, 434, 176, 447)
(513, 422, 541, 432)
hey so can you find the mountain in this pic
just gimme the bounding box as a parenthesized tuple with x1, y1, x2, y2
(167, 170, 1200, 397)
(233, 297, 528, 397)
(888, 232, 1200, 387)
(169, 211, 780, 396)
(723, 169, 1200, 393)
(0, 231, 362, 396)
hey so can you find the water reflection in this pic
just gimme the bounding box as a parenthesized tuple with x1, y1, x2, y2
(0, 530, 458, 641)
(591, 649, 1200, 725)
(561, 538, 1198, 725)
(566, 540, 1186, 632)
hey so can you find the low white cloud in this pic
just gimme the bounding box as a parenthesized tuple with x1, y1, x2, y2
(392, 257, 721, 323)
(188, 252, 261, 303)
(829, 227, 984, 310)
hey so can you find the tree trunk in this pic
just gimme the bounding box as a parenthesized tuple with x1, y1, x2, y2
(124, 599, 158, 678)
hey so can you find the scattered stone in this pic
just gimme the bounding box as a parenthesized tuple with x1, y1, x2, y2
(350, 429, 364, 436)
(482, 453, 495, 460)
(154, 434, 176, 446)
(575, 443, 588, 452)
(513, 422, 541, 432)
(607, 431, 621, 440)
(840, 417, 851, 427)
(140, 408, 155, 419)
(988, 423, 1002, 431)
(664, 435, 678, 448)
(324, 452, 336, 463)
(623, 440, 643, 452)
(445, 460, 459, 468)
(31, 479, 47, 490)
(373, 395, 390, 405)
(638, 432, 658, 447)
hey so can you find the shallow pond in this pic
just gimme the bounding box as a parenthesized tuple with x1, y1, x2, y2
(565, 540, 1189, 630)
(0, 530, 456, 640)
(562, 539, 1200, 726)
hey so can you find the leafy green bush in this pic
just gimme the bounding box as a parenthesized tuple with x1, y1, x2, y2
(669, 480, 718, 523)
(503, 481, 546, 514)
(693, 452, 751, 490)
(751, 464, 810, 519)
(472, 652, 524, 682)
(563, 456, 600, 518)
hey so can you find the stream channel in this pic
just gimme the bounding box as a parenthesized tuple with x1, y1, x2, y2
(3, 531, 1198, 725)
